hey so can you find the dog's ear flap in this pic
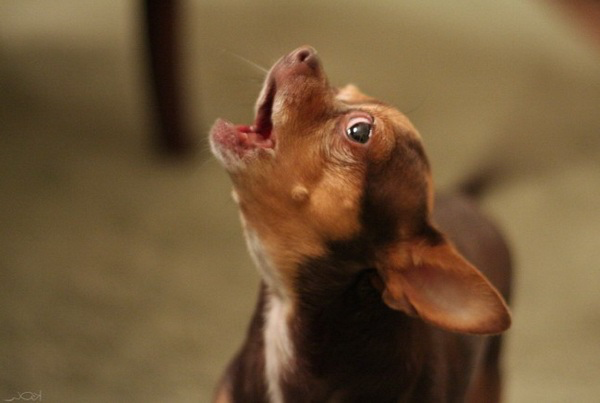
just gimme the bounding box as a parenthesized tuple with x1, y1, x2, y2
(378, 238, 511, 335)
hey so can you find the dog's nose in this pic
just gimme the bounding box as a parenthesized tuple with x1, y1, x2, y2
(291, 46, 320, 70)
(269, 46, 323, 82)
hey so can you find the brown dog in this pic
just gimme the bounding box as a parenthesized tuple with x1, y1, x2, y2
(209, 46, 512, 403)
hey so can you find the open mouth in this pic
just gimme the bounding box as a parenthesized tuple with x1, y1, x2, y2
(246, 81, 276, 146)
(210, 45, 324, 167)
(210, 80, 277, 163)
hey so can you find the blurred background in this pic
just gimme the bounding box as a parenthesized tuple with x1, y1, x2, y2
(1, 0, 599, 401)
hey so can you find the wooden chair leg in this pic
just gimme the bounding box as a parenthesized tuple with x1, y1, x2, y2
(143, 0, 193, 155)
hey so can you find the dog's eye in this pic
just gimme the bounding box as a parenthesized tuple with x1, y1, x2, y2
(346, 117, 373, 144)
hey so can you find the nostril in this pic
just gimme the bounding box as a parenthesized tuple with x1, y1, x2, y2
(294, 47, 319, 69)
(296, 49, 312, 63)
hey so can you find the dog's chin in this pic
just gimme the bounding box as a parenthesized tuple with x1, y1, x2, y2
(209, 119, 276, 171)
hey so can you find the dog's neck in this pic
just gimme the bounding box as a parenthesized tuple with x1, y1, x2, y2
(257, 245, 445, 402)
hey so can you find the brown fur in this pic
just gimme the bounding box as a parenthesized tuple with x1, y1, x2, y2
(210, 46, 512, 402)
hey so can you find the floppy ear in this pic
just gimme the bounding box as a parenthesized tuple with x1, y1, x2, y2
(378, 238, 511, 335)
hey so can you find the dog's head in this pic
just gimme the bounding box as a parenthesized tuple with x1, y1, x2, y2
(210, 46, 510, 335)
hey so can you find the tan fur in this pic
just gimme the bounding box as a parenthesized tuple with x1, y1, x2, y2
(290, 184, 309, 203)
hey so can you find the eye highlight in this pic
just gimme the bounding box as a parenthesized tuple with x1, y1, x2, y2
(345, 116, 373, 144)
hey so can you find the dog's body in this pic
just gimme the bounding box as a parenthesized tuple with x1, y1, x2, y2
(210, 47, 512, 403)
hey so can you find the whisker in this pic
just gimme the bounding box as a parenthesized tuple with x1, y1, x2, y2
(220, 48, 269, 74)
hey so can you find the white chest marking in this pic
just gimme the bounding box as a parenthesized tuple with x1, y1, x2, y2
(264, 294, 294, 403)
(245, 228, 279, 291)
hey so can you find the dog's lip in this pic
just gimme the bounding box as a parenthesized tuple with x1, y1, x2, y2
(210, 119, 274, 156)
(210, 79, 276, 158)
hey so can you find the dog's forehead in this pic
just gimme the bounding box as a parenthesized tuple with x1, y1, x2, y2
(335, 87, 420, 137)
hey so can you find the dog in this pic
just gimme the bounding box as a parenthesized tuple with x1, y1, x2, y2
(209, 46, 512, 403)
